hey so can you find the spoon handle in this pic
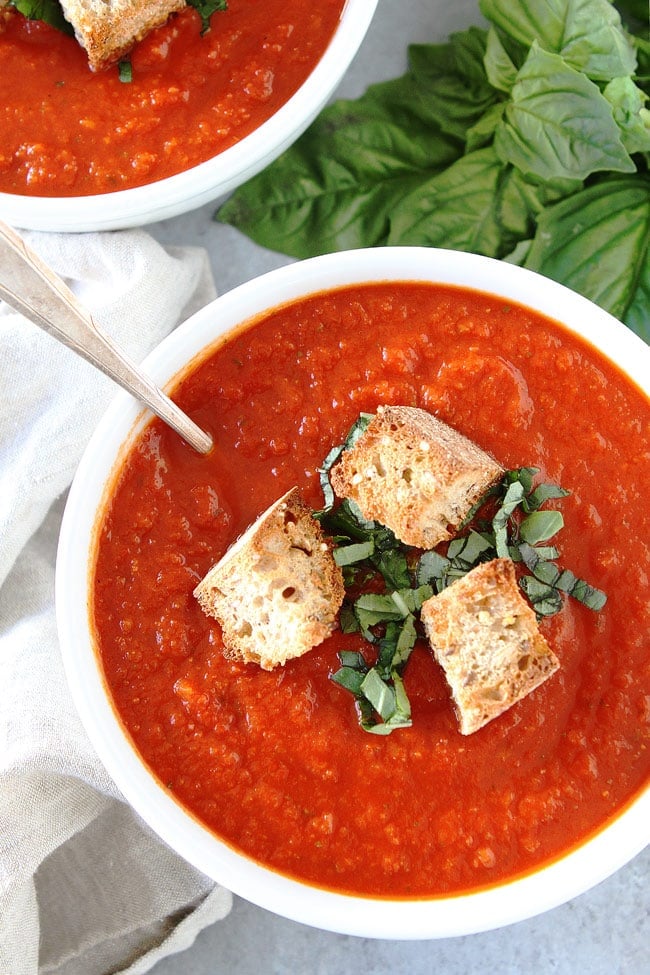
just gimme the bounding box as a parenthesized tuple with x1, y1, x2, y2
(0, 220, 213, 454)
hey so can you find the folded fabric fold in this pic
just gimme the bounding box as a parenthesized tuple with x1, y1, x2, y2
(0, 229, 232, 975)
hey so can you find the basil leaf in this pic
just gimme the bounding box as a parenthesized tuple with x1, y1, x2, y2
(633, 36, 650, 99)
(447, 530, 493, 565)
(518, 542, 607, 611)
(354, 594, 406, 637)
(360, 668, 397, 720)
(331, 666, 366, 696)
(622, 238, 650, 339)
(519, 510, 564, 544)
(387, 146, 511, 257)
(362, 712, 412, 735)
(333, 540, 375, 567)
(339, 603, 360, 634)
(567, 577, 607, 611)
(416, 550, 451, 590)
(492, 479, 526, 557)
(118, 60, 133, 84)
(376, 616, 418, 673)
(376, 621, 403, 673)
(392, 672, 412, 722)
(494, 43, 635, 182)
(320, 498, 377, 539)
(496, 166, 582, 251)
(316, 415, 373, 514)
(358, 666, 412, 732)
(408, 28, 499, 141)
(465, 103, 506, 152)
(523, 174, 650, 337)
(494, 480, 526, 525)
(393, 614, 418, 667)
(511, 543, 560, 562)
(525, 482, 571, 510)
(519, 576, 564, 616)
(484, 26, 519, 93)
(343, 412, 374, 450)
(372, 548, 411, 590)
(218, 74, 463, 258)
(338, 650, 367, 670)
(603, 77, 650, 155)
(217, 0, 648, 342)
(390, 590, 411, 618)
(479, 0, 636, 81)
(505, 466, 539, 492)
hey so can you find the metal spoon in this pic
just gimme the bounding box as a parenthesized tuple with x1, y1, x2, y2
(0, 219, 213, 454)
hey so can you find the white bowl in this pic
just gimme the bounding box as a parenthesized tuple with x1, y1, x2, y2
(57, 248, 649, 939)
(0, 0, 377, 233)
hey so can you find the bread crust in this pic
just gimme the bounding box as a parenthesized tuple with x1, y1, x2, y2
(193, 487, 345, 671)
(330, 405, 503, 548)
(420, 558, 560, 734)
(59, 0, 186, 71)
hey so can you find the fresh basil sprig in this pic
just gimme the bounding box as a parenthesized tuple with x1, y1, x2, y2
(217, 0, 650, 341)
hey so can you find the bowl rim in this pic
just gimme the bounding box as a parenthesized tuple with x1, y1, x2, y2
(56, 246, 650, 939)
(0, 0, 378, 232)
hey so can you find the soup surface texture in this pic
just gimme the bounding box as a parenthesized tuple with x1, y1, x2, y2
(93, 283, 650, 897)
(0, 0, 343, 196)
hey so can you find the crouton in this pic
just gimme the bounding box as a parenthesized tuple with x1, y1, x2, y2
(420, 558, 560, 734)
(193, 487, 345, 671)
(329, 405, 503, 548)
(59, 0, 186, 71)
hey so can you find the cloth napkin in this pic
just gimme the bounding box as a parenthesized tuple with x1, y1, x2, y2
(0, 230, 233, 975)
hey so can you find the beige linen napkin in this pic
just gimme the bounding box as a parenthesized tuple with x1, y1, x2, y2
(0, 230, 232, 975)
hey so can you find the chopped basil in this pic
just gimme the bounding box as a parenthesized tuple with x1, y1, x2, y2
(331, 664, 366, 696)
(333, 539, 375, 566)
(331, 613, 417, 733)
(444, 467, 607, 615)
(518, 541, 607, 610)
(318, 416, 606, 735)
(361, 667, 398, 720)
(519, 576, 564, 617)
(519, 509, 564, 544)
(118, 60, 133, 84)
(525, 482, 571, 511)
(315, 413, 373, 516)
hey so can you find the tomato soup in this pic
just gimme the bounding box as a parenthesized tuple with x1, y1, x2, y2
(0, 0, 344, 196)
(92, 283, 649, 897)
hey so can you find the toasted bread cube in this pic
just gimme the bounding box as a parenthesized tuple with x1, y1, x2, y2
(329, 405, 503, 548)
(420, 558, 560, 734)
(59, 0, 186, 72)
(193, 487, 344, 671)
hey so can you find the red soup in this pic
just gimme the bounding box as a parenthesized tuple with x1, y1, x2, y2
(0, 0, 344, 196)
(92, 283, 649, 897)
